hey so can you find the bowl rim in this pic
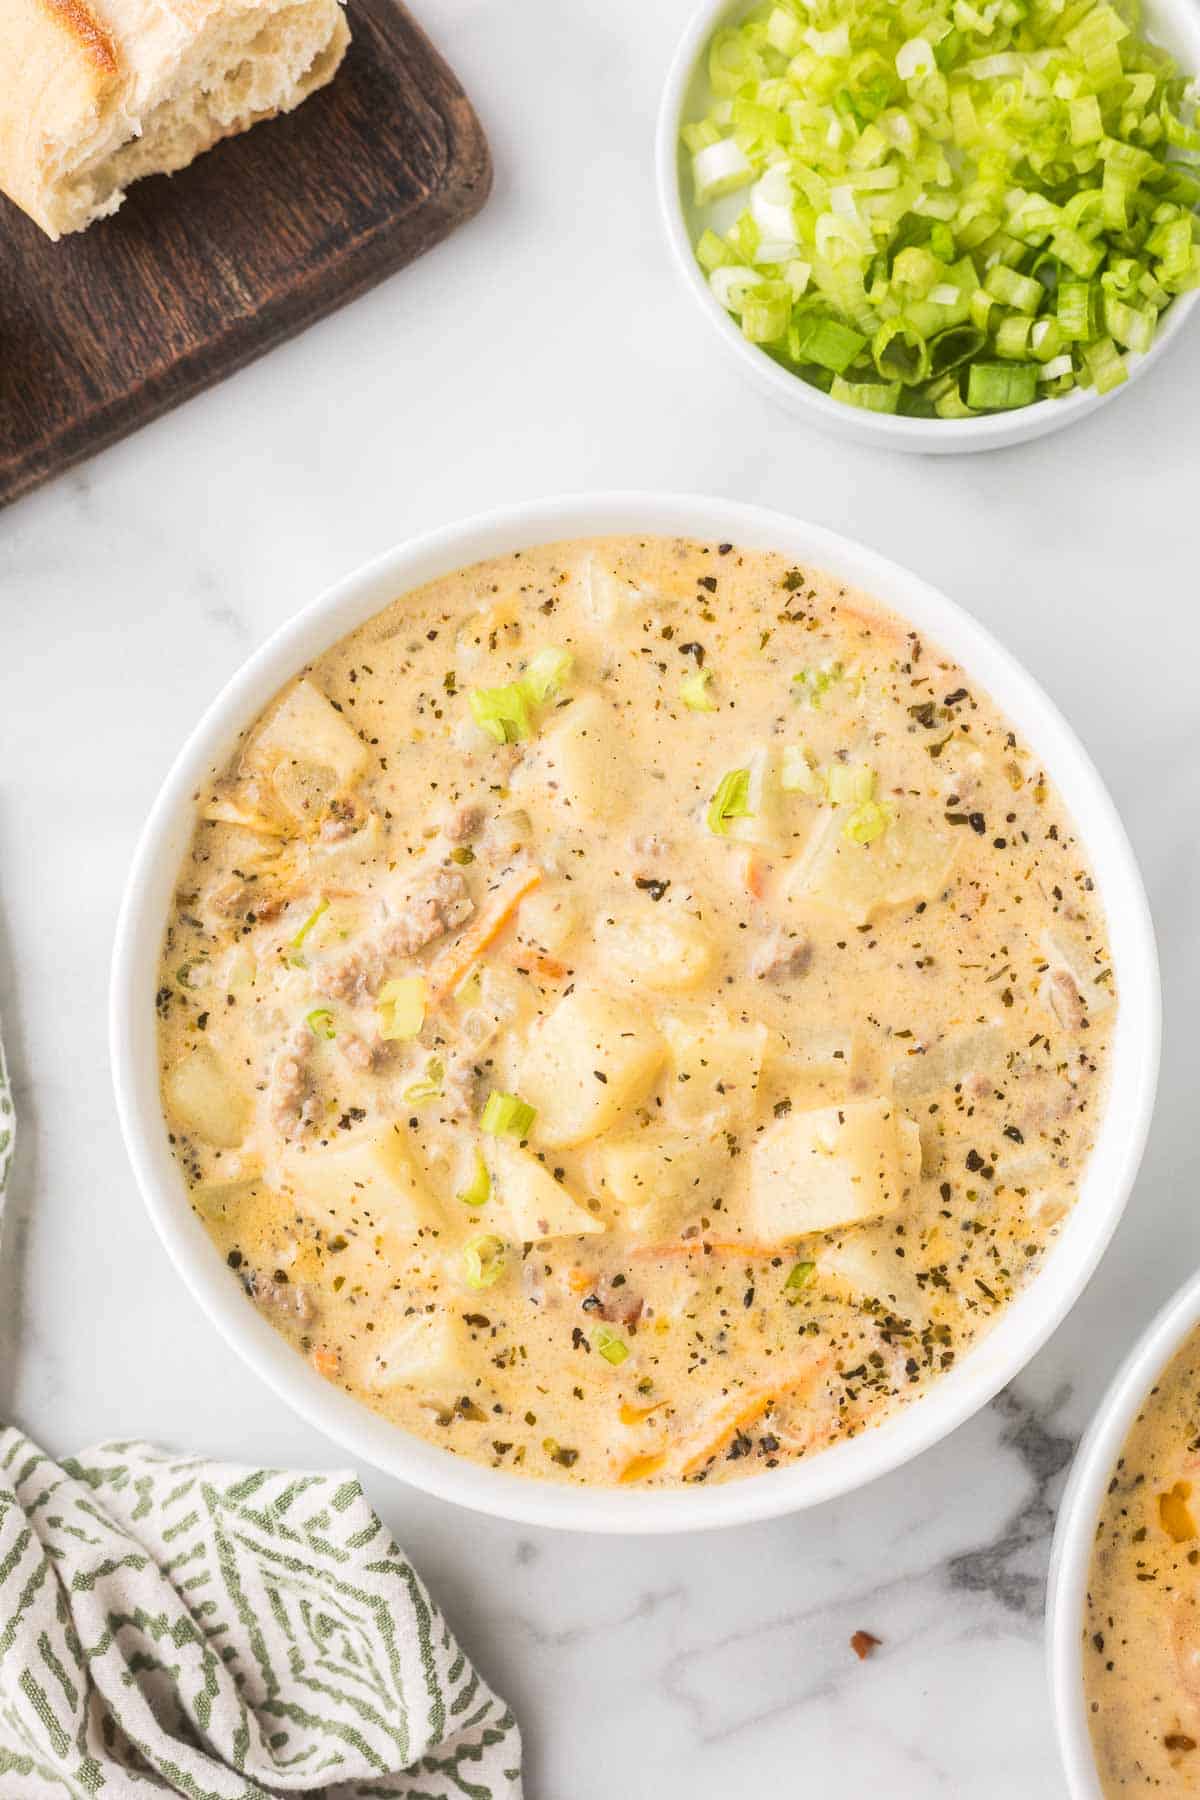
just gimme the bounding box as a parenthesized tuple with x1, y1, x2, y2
(110, 490, 1160, 1533)
(1047, 1267, 1200, 1795)
(654, 0, 1200, 454)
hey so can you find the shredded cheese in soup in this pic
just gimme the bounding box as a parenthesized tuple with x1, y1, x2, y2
(157, 536, 1114, 1487)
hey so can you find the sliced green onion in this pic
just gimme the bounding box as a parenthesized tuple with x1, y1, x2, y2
(403, 1057, 444, 1103)
(463, 1234, 506, 1290)
(289, 898, 328, 954)
(306, 1007, 336, 1040)
(830, 375, 901, 412)
(468, 646, 573, 743)
(1082, 335, 1127, 394)
(469, 682, 533, 745)
(984, 266, 1043, 314)
(792, 663, 844, 708)
(480, 1090, 537, 1138)
(871, 319, 930, 385)
(682, 0, 1200, 422)
(966, 362, 1038, 410)
(593, 1326, 630, 1366)
(843, 799, 892, 845)
(706, 768, 753, 835)
(522, 647, 573, 704)
(784, 1260, 817, 1296)
(826, 761, 875, 806)
(792, 313, 868, 374)
(1057, 281, 1101, 343)
(681, 668, 718, 712)
(458, 1148, 491, 1208)
(781, 744, 825, 796)
(927, 326, 984, 378)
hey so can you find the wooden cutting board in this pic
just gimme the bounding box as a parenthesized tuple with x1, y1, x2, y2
(0, 0, 491, 509)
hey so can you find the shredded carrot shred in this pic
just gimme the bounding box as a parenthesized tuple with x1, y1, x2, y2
(311, 1346, 340, 1379)
(630, 1238, 785, 1262)
(567, 1268, 595, 1295)
(509, 947, 568, 981)
(740, 848, 767, 899)
(618, 1453, 666, 1485)
(678, 1371, 821, 1478)
(428, 864, 542, 1002)
(619, 1400, 666, 1426)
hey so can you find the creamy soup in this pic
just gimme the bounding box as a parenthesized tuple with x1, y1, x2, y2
(157, 536, 1114, 1488)
(1086, 1329, 1200, 1792)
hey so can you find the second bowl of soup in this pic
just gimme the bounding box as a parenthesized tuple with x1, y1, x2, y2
(111, 494, 1159, 1530)
(1050, 1272, 1200, 1795)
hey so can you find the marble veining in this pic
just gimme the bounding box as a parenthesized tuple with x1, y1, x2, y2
(2, 0, 1199, 1792)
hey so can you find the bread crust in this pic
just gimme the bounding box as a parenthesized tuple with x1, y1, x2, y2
(40, 0, 119, 73)
(0, 0, 347, 238)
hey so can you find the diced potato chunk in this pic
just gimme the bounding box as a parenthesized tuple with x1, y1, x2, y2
(748, 1097, 914, 1239)
(593, 1133, 715, 1237)
(893, 1022, 1005, 1098)
(575, 555, 659, 628)
(490, 1140, 604, 1241)
(661, 1009, 766, 1127)
(725, 746, 786, 849)
(897, 1117, 922, 1188)
(519, 989, 664, 1148)
(366, 1311, 468, 1394)
(789, 808, 957, 925)
(164, 1044, 250, 1149)
(278, 1127, 443, 1236)
(243, 679, 369, 825)
(598, 913, 714, 993)
(817, 1230, 925, 1322)
(516, 886, 578, 957)
(520, 692, 632, 827)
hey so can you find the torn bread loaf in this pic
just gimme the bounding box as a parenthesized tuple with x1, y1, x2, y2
(0, 0, 350, 240)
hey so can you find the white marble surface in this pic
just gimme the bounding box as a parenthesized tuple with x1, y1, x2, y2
(2, 1, 1199, 1792)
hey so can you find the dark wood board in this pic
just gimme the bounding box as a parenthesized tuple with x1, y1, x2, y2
(0, 0, 491, 509)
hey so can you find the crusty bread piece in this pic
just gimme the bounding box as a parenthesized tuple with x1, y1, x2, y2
(0, 0, 349, 239)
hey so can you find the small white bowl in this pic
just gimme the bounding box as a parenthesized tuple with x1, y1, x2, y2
(656, 0, 1200, 454)
(1048, 1269, 1200, 1795)
(111, 492, 1159, 1532)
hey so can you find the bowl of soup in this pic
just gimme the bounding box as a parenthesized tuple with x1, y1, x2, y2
(111, 493, 1159, 1530)
(1049, 1272, 1200, 1794)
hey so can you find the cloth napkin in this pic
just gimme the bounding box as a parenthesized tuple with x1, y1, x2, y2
(0, 1031, 523, 1799)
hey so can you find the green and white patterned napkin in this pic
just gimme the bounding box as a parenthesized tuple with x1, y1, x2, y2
(0, 1033, 523, 1799)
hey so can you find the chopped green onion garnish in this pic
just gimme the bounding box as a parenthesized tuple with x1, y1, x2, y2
(376, 975, 427, 1041)
(826, 762, 875, 807)
(784, 1260, 816, 1297)
(593, 1326, 630, 1366)
(458, 1148, 491, 1208)
(680, 668, 718, 712)
(480, 1090, 537, 1138)
(305, 1007, 336, 1040)
(468, 682, 533, 745)
(289, 898, 328, 956)
(403, 1057, 444, 1103)
(843, 800, 893, 845)
(683, 0, 1200, 421)
(463, 1233, 506, 1290)
(792, 663, 844, 707)
(706, 768, 753, 835)
(781, 744, 824, 797)
(469, 646, 573, 743)
(521, 647, 573, 704)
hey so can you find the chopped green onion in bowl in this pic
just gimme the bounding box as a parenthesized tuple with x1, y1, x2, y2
(678, 0, 1200, 421)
